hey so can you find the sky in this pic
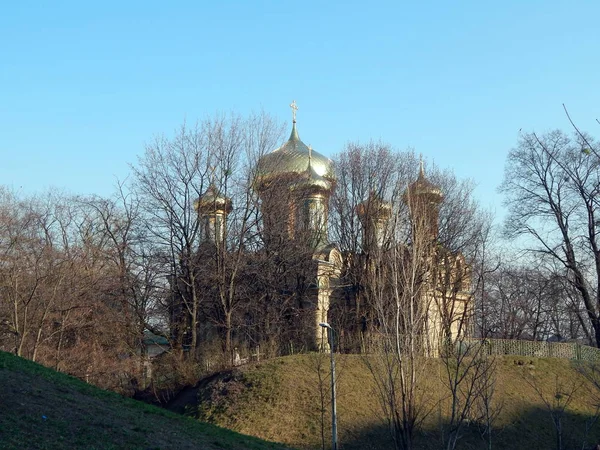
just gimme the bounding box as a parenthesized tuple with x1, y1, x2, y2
(1, 1, 599, 226)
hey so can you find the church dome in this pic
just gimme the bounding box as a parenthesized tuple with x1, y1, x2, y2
(195, 184, 232, 214)
(289, 162, 333, 192)
(406, 161, 443, 203)
(356, 191, 392, 220)
(256, 121, 335, 188)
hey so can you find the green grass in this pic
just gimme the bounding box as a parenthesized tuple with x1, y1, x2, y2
(193, 354, 600, 450)
(0, 351, 291, 450)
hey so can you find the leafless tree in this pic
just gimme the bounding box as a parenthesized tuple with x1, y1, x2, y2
(0, 190, 74, 360)
(132, 120, 212, 353)
(439, 341, 497, 450)
(575, 362, 600, 450)
(132, 112, 286, 359)
(329, 141, 414, 350)
(473, 356, 502, 450)
(501, 130, 600, 346)
(329, 141, 492, 449)
(525, 372, 581, 450)
(0, 188, 143, 392)
(479, 263, 581, 341)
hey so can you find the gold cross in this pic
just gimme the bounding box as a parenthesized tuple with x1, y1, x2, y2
(290, 100, 298, 123)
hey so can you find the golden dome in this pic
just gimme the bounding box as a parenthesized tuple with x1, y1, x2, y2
(406, 161, 443, 203)
(195, 184, 232, 214)
(356, 191, 392, 219)
(256, 122, 335, 188)
(290, 163, 333, 192)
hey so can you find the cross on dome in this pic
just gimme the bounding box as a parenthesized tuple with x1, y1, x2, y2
(290, 100, 298, 123)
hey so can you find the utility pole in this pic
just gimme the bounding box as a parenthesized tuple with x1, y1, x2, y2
(319, 322, 337, 450)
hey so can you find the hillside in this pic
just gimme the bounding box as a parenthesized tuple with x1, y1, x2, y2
(0, 351, 289, 450)
(189, 354, 600, 450)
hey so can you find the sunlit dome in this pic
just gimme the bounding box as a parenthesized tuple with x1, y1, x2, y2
(194, 184, 232, 213)
(256, 121, 335, 189)
(406, 160, 443, 203)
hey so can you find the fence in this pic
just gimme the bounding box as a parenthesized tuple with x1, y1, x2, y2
(463, 338, 600, 362)
(353, 334, 600, 362)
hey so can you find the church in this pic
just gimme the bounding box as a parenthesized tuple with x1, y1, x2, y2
(188, 102, 472, 357)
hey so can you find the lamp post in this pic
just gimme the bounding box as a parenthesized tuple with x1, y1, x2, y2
(319, 322, 338, 450)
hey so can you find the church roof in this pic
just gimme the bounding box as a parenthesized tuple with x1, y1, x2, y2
(407, 160, 443, 202)
(290, 158, 334, 192)
(256, 121, 335, 188)
(195, 184, 232, 213)
(356, 190, 392, 219)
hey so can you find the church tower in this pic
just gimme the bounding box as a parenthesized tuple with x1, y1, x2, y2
(404, 159, 443, 244)
(256, 101, 335, 248)
(195, 184, 232, 245)
(255, 102, 342, 351)
(356, 191, 392, 250)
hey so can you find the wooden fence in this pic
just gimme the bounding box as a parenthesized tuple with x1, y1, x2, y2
(463, 338, 600, 362)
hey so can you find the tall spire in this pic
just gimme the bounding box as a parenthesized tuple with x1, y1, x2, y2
(308, 144, 313, 168)
(419, 154, 425, 179)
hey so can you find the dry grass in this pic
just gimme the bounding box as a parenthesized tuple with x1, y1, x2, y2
(195, 354, 600, 450)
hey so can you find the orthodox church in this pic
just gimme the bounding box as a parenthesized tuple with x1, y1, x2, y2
(192, 102, 471, 355)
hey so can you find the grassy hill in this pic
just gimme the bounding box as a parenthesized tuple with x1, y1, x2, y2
(190, 354, 600, 450)
(0, 351, 290, 450)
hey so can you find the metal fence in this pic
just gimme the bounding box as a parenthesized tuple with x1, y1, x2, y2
(463, 338, 600, 362)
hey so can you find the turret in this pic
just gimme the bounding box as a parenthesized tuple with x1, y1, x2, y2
(356, 191, 392, 250)
(195, 184, 232, 245)
(404, 159, 443, 242)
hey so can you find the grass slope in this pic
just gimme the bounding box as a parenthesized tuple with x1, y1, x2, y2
(0, 351, 290, 450)
(193, 354, 600, 450)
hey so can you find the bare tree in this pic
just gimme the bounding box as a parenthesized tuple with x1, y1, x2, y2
(0, 190, 72, 360)
(576, 362, 600, 450)
(132, 112, 286, 360)
(0, 188, 143, 392)
(439, 341, 497, 450)
(329, 141, 491, 449)
(133, 120, 212, 354)
(473, 356, 502, 450)
(501, 130, 600, 346)
(479, 263, 581, 341)
(525, 372, 581, 450)
(329, 141, 413, 350)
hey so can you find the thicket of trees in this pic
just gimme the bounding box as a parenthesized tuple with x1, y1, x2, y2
(0, 112, 329, 392)
(0, 187, 151, 392)
(325, 142, 495, 450)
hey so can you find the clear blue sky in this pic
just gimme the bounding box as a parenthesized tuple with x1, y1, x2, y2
(1, 1, 599, 223)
